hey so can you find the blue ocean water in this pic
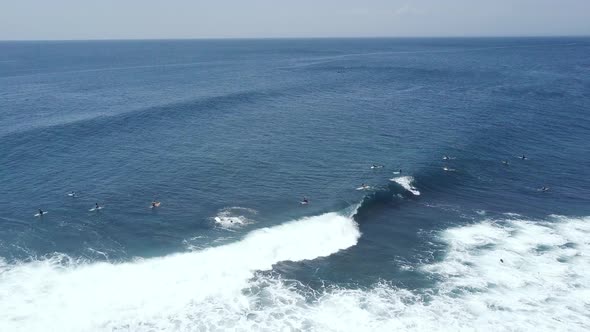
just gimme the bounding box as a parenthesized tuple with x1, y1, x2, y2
(1, 38, 589, 331)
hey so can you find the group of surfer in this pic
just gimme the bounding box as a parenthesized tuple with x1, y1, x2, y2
(37, 154, 547, 216)
(360, 154, 548, 194)
(444, 154, 548, 190)
(36, 192, 161, 217)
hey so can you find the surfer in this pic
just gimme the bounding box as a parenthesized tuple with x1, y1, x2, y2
(151, 201, 160, 208)
(302, 197, 309, 204)
(500, 259, 504, 263)
(541, 186, 549, 192)
(398, 169, 402, 174)
(69, 191, 76, 197)
(520, 155, 527, 160)
(38, 209, 44, 216)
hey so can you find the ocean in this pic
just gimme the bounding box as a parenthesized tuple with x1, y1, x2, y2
(0, 37, 589, 331)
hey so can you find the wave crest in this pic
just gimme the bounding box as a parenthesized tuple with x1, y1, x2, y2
(0, 212, 360, 331)
(390, 176, 421, 196)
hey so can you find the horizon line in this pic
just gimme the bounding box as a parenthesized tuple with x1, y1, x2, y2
(1, 34, 589, 43)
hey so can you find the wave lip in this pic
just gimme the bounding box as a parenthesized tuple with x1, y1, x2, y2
(390, 176, 421, 196)
(0, 211, 360, 332)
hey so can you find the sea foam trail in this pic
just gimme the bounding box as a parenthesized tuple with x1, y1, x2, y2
(213, 206, 258, 229)
(305, 216, 590, 331)
(390, 176, 420, 195)
(0, 212, 360, 332)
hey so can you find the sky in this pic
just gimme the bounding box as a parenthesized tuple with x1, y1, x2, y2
(1, 0, 589, 40)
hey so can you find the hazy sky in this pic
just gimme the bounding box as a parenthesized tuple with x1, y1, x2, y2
(1, 0, 589, 40)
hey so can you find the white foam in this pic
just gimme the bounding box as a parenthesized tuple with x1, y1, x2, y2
(213, 206, 257, 229)
(214, 216, 246, 228)
(2, 215, 589, 331)
(0, 212, 360, 332)
(252, 215, 590, 331)
(390, 176, 421, 195)
(413, 216, 590, 330)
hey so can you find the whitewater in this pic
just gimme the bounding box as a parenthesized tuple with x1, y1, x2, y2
(1, 213, 588, 331)
(0, 212, 360, 331)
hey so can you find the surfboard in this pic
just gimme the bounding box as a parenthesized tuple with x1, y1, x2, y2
(356, 186, 371, 191)
(89, 207, 103, 212)
(34, 212, 47, 217)
(214, 217, 222, 223)
(150, 202, 161, 208)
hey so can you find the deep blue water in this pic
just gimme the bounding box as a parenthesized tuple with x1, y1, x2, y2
(1, 38, 589, 331)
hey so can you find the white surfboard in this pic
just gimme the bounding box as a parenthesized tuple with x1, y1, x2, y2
(34, 212, 48, 217)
